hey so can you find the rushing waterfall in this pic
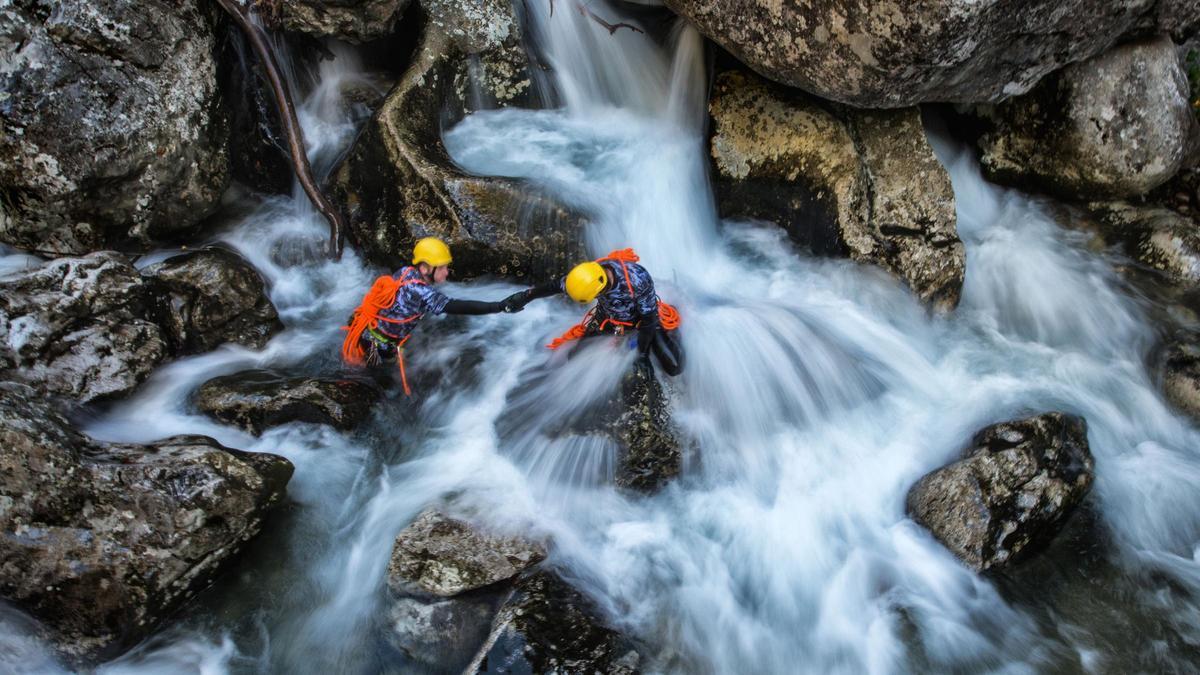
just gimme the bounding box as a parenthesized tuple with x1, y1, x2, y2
(5, 0, 1200, 673)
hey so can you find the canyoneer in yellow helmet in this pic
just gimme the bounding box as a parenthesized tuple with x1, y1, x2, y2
(341, 237, 528, 394)
(513, 248, 684, 375)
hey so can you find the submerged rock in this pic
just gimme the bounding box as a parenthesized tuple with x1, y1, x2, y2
(465, 571, 641, 674)
(0, 0, 229, 254)
(663, 0, 1198, 107)
(0, 383, 293, 660)
(0, 252, 168, 404)
(329, 0, 587, 278)
(709, 70, 964, 310)
(275, 0, 409, 42)
(386, 591, 504, 671)
(612, 363, 682, 492)
(978, 36, 1199, 201)
(142, 248, 283, 355)
(387, 509, 546, 599)
(194, 370, 381, 434)
(907, 413, 1094, 572)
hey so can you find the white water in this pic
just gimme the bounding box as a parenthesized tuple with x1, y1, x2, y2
(5, 1, 1200, 673)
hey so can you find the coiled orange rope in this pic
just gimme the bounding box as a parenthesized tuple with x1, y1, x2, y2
(341, 274, 424, 394)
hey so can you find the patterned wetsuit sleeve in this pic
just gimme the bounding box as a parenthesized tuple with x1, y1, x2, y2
(412, 283, 451, 315)
(633, 265, 659, 320)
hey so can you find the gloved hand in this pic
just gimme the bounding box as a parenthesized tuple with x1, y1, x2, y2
(500, 291, 529, 313)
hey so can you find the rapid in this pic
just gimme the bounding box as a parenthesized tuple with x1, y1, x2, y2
(3, 0, 1200, 672)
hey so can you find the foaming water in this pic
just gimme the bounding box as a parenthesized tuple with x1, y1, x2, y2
(6, 1, 1200, 673)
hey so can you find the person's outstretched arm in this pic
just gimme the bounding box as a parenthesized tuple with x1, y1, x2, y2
(520, 277, 565, 303)
(442, 290, 529, 315)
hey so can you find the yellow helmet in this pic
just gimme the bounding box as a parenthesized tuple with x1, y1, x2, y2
(412, 237, 452, 267)
(564, 261, 607, 303)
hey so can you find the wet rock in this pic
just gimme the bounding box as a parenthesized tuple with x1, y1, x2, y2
(386, 592, 503, 671)
(1086, 202, 1200, 289)
(465, 571, 641, 674)
(329, 0, 587, 278)
(194, 370, 381, 434)
(1162, 340, 1200, 420)
(907, 413, 1094, 572)
(0, 0, 229, 255)
(612, 362, 682, 492)
(0, 252, 168, 405)
(663, 0, 1199, 107)
(978, 36, 1199, 201)
(217, 24, 293, 195)
(387, 508, 546, 599)
(709, 70, 964, 310)
(0, 383, 293, 660)
(275, 0, 409, 43)
(142, 248, 283, 355)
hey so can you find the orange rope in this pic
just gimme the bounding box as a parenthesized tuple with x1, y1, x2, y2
(340, 272, 426, 395)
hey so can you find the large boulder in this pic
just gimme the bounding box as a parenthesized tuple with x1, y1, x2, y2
(273, 0, 409, 42)
(0, 0, 229, 255)
(709, 70, 964, 310)
(0, 383, 293, 660)
(663, 0, 1200, 107)
(465, 571, 642, 675)
(0, 252, 168, 404)
(907, 413, 1094, 572)
(142, 248, 283, 355)
(387, 508, 546, 599)
(978, 36, 1199, 201)
(1085, 201, 1200, 289)
(194, 370, 381, 434)
(328, 0, 586, 278)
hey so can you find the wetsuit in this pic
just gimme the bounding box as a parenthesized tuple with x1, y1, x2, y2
(362, 266, 516, 362)
(527, 260, 684, 376)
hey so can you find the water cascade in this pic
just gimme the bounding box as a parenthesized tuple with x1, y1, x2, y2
(3, 0, 1200, 672)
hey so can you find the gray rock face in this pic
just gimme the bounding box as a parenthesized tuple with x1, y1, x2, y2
(664, 0, 1199, 107)
(907, 413, 1094, 572)
(0, 252, 168, 404)
(979, 36, 1199, 201)
(194, 370, 381, 434)
(709, 70, 964, 310)
(1086, 201, 1200, 288)
(0, 0, 229, 255)
(275, 0, 409, 42)
(329, 0, 587, 278)
(142, 248, 283, 355)
(387, 509, 546, 598)
(465, 571, 641, 675)
(0, 383, 293, 660)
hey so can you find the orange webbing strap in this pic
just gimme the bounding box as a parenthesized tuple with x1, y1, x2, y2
(395, 335, 412, 396)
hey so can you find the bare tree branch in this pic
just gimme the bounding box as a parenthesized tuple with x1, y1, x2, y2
(574, 2, 643, 35)
(214, 0, 346, 259)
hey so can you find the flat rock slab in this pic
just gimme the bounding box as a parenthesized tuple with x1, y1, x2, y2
(907, 412, 1094, 572)
(387, 509, 546, 599)
(194, 370, 381, 434)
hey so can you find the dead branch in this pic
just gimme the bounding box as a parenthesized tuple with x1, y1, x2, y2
(214, 0, 346, 259)
(575, 2, 643, 35)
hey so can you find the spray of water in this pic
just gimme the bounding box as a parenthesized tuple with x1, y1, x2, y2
(4, 1, 1200, 673)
